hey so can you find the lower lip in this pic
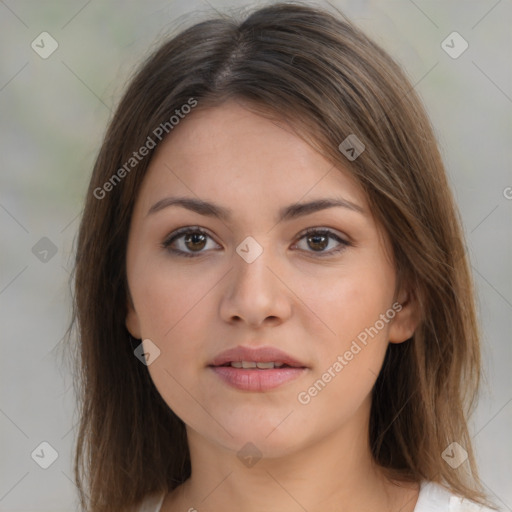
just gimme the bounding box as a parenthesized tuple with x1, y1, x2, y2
(210, 366, 307, 391)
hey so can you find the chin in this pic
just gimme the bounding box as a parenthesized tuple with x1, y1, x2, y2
(202, 413, 309, 458)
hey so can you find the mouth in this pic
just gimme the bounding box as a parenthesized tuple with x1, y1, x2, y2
(209, 345, 307, 369)
(208, 346, 308, 391)
(212, 361, 303, 369)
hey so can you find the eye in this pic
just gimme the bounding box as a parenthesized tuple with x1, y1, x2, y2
(292, 228, 350, 256)
(162, 226, 351, 258)
(162, 226, 220, 257)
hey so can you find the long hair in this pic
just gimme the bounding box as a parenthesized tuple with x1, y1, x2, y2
(68, 2, 490, 510)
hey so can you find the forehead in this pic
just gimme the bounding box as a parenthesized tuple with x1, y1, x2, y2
(137, 100, 369, 215)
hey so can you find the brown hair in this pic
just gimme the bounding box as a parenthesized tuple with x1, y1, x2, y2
(68, 2, 492, 510)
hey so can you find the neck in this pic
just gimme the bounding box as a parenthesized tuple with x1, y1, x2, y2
(164, 400, 419, 512)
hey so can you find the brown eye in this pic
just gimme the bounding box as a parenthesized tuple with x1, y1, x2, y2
(293, 228, 350, 256)
(307, 233, 329, 251)
(162, 227, 220, 257)
(183, 232, 207, 251)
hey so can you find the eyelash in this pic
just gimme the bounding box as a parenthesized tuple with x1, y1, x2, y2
(161, 226, 351, 258)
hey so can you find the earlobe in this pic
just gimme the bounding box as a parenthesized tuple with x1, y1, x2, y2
(125, 298, 142, 339)
(388, 289, 421, 344)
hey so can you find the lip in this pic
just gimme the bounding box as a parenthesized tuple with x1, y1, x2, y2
(209, 345, 307, 368)
(208, 345, 308, 392)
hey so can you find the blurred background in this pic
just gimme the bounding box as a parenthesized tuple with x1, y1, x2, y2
(0, 1, 511, 510)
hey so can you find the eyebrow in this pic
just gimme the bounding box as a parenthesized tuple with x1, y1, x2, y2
(147, 196, 365, 222)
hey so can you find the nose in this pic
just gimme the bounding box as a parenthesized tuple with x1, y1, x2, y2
(219, 246, 293, 328)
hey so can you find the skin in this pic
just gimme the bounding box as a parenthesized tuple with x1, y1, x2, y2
(125, 99, 421, 512)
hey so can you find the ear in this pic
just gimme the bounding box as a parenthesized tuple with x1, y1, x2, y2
(388, 286, 421, 344)
(125, 293, 142, 339)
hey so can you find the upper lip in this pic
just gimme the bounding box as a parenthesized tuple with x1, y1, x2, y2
(209, 345, 307, 368)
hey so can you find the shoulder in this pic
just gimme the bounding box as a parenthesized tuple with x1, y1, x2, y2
(136, 491, 166, 512)
(414, 481, 498, 512)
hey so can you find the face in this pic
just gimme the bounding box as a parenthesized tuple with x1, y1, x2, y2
(125, 100, 418, 458)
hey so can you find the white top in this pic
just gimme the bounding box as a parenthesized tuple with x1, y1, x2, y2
(138, 481, 497, 511)
(136, 491, 165, 512)
(414, 481, 495, 511)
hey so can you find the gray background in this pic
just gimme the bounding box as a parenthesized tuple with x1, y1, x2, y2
(0, 1, 510, 510)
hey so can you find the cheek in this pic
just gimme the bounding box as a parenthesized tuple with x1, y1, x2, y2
(135, 265, 212, 423)
(304, 262, 395, 345)
(132, 257, 215, 339)
(298, 263, 394, 400)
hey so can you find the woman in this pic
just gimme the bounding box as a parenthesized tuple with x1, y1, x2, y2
(70, 3, 498, 511)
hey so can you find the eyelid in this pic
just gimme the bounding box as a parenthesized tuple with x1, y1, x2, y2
(161, 225, 214, 246)
(295, 226, 350, 244)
